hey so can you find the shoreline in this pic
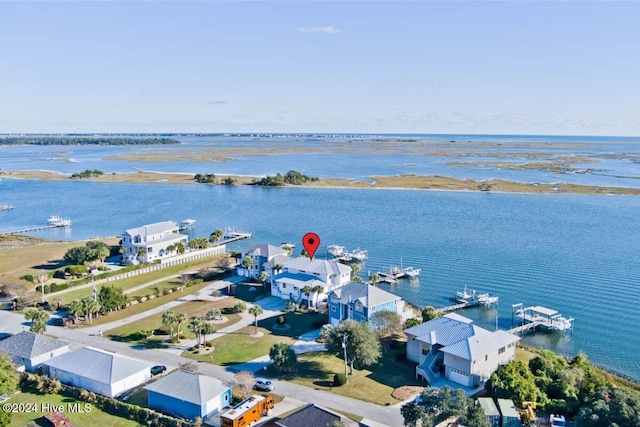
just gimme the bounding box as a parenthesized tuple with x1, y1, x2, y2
(3, 169, 640, 196)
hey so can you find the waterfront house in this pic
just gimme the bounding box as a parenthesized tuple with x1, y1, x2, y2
(327, 282, 405, 326)
(236, 243, 289, 280)
(44, 347, 152, 398)
(0, 331, 69, 372)
(275, 404, 358, 427)
(404, 313, 519, 387)
(271, 257, 352, 306)
(145, 370, 232, 421)
(121, 221, 188, 264)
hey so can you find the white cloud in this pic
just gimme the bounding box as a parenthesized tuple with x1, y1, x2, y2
(294, 25, 340, 34)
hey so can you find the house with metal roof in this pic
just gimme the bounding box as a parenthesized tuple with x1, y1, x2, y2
(145, 370, 232, 421)
(121, 221, 188, 264)
(477, 397, 501, 427)
(44, 347, 152, 397)
(404, 313, 519, 387)
(236, 243, 290, 280)
(275, 404, 358, 427)
(0, 331, 69, 372)
(496, 398, 520, 427)
(271, 257, 352, 306)
(327, 282, 405, 326)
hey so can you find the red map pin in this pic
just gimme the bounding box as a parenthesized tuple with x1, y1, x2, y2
(302, 232, 320, 260)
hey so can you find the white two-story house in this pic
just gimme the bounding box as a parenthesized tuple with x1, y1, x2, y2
(271, 257, 352, 306)
(121, 221, 188, 264)
(405, 313, 519, 388)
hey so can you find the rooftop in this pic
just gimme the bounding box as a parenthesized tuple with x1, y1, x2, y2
(243, 243, 289, 259)
(283, 257, 351, 277)
(440, 329, 519, 360)
(0, 331, 68, 359)
(497, 398, 519, 418)
(404, 313, 478, 347)
(44, 347, 152, 384)
(124, 221, 179, 237)
(275, 404, 357, 427)
(272, 272, 327, 289)
(144, 370, 230, 405)
(329, 281, 403, 308)
(477, 397, 500, 416)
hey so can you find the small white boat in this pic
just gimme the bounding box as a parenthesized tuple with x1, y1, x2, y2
(349, 248, 368, 261)
(48, 215, 71, 227)
(327, 244, 346, 257)
(403, 266, 421, 277)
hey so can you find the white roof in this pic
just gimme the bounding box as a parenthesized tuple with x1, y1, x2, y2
(440, 330, 520, 360)
(45, 347, 152, 384)
(144, 370, 229, 405)
(497, 398, 519, 418)
(528, 306, 558, 316)
(283, 257, 351, 276)
(124, 221, 178, 237)
(243, 243, 288, 259)
(477, 397, 500, 416)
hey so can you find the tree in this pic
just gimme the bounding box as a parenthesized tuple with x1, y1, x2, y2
(234, 371, 255, 399)
(242, 256, 254, 270)
(209, 229, 224, 243)
(421, 306, 442, 322)
(81, 297, 101, 325)
(301, 248, 309, 258)
(485, 360, 543, 405)
(301, 285, 313, 306)
(180, 274, 191, 293)
(233, 301, 247, 313)
(269, 342, 297, 373)
(368, 273, 381, 285)
(576, 386, 640, 427)
(311, 285, 324, 309)
(325, 320, 381, 375)
(370, 310, 403, 350)
(248, 305, 263, 334)
(0, 406, 12, 427)
(66, 299, 84, 324)
(175, 312, 187, 338)
(94, 246, 110, 266)
(162, 310, 176, 339)
(401, 386, 473, 427)
(405, 317, 422, 329)
(258, 271, 269, 285)
(98, 285, 126, 312)
(189, 317, 207, 347)
(206, 308, 222, 321)
(202, 322, 215, 345)
(64, 246, 92, 265)
(175, 242, 185, 254)
(25, 309, 49, 334)
(0, 355, 19, 395)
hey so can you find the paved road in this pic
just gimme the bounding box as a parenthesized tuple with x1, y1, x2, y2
(0, 309, 404, 426)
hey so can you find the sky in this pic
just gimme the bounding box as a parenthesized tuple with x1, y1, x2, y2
(0, 1, 639, 136)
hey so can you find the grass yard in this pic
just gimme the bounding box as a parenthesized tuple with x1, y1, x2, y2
(263, 347, 423, 406)
(183, 311, 327, 366)
(127, 278, 182, 299)
(232, 283, 267, 302)
(6, 390, 143, 427)
(107, 298, 242, 345)
(516, 345, 538, 363)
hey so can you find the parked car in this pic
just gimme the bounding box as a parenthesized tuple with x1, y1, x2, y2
(255, 378, 275, 391)
(151, 365, 167, 376)
(550, 414, 566, 427)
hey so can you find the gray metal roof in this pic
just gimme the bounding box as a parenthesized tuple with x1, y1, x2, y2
(243, 244, 288, 259)
(440, 330, 520, 360)
(497, 398, 519, 418)
(272, 272, 326, 289)
(283, 257, 351, 276)
(144, 370, 230, 405)
(45, 347, 152, 384)
(329, 282, 402, 308)
(403, 313, 477, 347)
(124, 221, 178, 237)
(477, 397, 500, 416)
(263, 255, 293, 269)
(0, 331, 68, 359)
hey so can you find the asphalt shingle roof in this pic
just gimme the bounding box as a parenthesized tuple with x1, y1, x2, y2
(0, 331, 68, 359)
(44, 347, 152, 384)
(144, 370, 230, 405)
(275, 404, 357, 427)
(330, 282, 402, 308)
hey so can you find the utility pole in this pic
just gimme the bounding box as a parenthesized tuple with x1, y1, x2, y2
(92, 272, 97, 302)
(342, 333, 349, 377)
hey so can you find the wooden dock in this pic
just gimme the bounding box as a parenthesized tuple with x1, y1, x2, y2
(220, 228, 252, 245)
(7, 224, 68, 234)
(435, 300, 480, 313)
(507, 321, 543, 335)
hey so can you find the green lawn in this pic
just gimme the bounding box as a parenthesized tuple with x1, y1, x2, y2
(127, 278, 182, 299)
(48, 256, 227, 306)
(183, 311, 327, 366)
(107, 298, 243, 346)
(233, 283, 268, 302)
(263, 346, 423, 406)
(6, 390, 143, 427)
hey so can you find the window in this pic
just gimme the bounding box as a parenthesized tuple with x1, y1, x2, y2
(331, 305, 336, 312)
(498, 346, 506, 354)
(355, 301, 363, 311)
(371, 306, 376, 312)
(148, 247, 153, 253)
(283, 283, 287, 289)
(485, 355, 488, 361)
(422, 348, 428, 356)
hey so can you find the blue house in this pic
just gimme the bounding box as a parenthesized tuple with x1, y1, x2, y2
(328, 282, 405, 326)
(144, 370, 232, 421)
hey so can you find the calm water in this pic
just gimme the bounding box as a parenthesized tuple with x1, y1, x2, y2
(1, 178, 639, 380)
(2, 134, 640, 187)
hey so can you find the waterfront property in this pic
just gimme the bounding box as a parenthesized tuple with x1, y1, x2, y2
(236, 243, 289, 280)
(270, 257, 352, 305)
(0, 331, 69, 372)
(121, 221, 189, 264)
(144, 370, 232, 421)
(405, 313, 519, 387)
(44, 347, 153, 398)
(327, 282, 406, 326)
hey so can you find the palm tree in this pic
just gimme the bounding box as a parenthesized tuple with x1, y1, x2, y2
(207, 308, 222, 321)
(301, 285, 313, 307)
(82, 297, 101, 325)
(96, 246, 110, 267)
(258, 271, 269, 285)
(242, 256, 254, 271)
(368, 273, 381, 286)
(248, 305, 263, 335)
(175, 312, 187, 339)
(24, 308, 39, 326)
(209, 229, 224, 244)
(31, 310, 49, 334)
(202, 322, 215, 345)
(162, 310, 176, 339)
(312, 285, 325, 309)
(189, 317, 206, 347)
(66, 299, 84, 325)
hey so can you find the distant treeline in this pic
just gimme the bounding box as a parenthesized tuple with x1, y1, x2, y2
(253, 170, 319, 186)
(0, 137, 180, 146)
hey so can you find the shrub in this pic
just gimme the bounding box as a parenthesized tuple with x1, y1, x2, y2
(178, 333, 186, 339)
(333, 373, 348, 386)
(278, 315, 286, 325)
(171, 337, 180, 344)
(20, 274, 34, 283)
(205, 340, 215, 348)
(187, 278, 203, 287)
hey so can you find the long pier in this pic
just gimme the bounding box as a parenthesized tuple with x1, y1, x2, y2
(507, 321, 543, 335)
(7, 224, 67, 234)
(219, 228, 252, 245)
(435, 300, 480, 313)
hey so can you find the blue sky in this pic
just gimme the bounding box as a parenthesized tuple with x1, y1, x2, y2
(1, 1, 638, 135)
